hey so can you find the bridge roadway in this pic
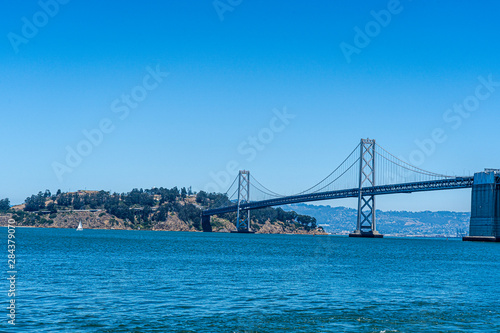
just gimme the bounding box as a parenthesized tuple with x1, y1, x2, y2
(202, 177, 475, 216)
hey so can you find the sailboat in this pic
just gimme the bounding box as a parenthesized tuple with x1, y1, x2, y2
(76, 221, 83, 231)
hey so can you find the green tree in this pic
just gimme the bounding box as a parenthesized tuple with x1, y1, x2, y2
(82, 193, 91, 206)
(196, 191, 208, 205)
(310, 217, 317, 229)
(164, 187, 179, 202)
(178, 204, 202, 230)
(24, 193, 45, 211)
(297, 215, 317, 231)
(0, 198, 10, 211)
(72, 194, 84, 210)
(47, 202, 57, 214)
(153, 205, 169, 222)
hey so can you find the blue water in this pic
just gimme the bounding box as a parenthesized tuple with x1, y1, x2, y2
(2, 227, 500, 332)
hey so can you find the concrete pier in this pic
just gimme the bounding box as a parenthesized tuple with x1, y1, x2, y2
(463, 236, 500, 242)
(201, 215, 212, 232)
(349, 230, 384, 238)
(463, 171, 500, 242)
(230, 230, 255, 234)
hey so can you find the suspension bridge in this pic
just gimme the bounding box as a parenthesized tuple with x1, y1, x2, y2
(202, 139, 500, 242)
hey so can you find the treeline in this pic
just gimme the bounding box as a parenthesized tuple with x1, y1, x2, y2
(3, 187, 319, 231)
(243, 207, 317, 231)
(21, 187, 202, 230)
(23, 187, 194, 211)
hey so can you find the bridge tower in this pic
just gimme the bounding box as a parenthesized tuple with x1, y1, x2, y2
(232, 170, 254, 233)
(463, 170, 500, 242)
(349, 139, 383, 238)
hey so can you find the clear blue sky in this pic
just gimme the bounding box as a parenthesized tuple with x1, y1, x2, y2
(1, 0, 499, 211)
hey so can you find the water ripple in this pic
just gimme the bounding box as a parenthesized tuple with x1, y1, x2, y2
(3, 228, 499, 332)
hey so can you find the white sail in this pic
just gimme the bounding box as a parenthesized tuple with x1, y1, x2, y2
(76, 221, 83, 231)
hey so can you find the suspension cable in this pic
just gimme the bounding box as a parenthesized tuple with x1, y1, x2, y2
(310, 157, 360, 193)
(375, 143, 453, 178)
(249, 183, 283, 198)
(250, 175, 286, 197)
(225, 174, 239, 195)
(292, 142, 361, 195)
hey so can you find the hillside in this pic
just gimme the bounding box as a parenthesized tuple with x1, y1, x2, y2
(283, 203, 470, 237)
(0, 188, 325, 234)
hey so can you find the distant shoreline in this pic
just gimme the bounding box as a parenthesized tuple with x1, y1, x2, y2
(0, 224, 328, 235)
(0, 225, 466, 239)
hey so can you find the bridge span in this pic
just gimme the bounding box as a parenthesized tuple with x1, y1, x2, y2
(202, 139, 500, 242)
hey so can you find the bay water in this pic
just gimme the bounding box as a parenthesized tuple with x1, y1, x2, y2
(2, 227, 499, 332)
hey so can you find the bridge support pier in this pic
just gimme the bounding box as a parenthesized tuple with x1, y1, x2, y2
(349, 230, 383, 238)
(463, 170, 500, 242)
(349, 139, 383, 238)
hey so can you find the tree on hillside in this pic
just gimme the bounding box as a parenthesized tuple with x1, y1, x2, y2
(46, 202, 57, 214)
(125, 188, 141, 205)
(24, 193, 46, 211)
(106, 202, 134, 222)
(252, 207, 278, 224)
(164, 187, 179, 203)
(153, 205, 169, 222)
(106, 194, 120, 207)
(141, 206, 152, 221)
(0, 198, 10, 211)
(178, 204, 202, 230)
(276, 208, 298, 223)
(124, 188, 155, 207)
(56, 193, 72, 207)
(297, 215, 317, 231)
(82, 193, 91, 206)
(196, 191, 208, 205)
(72, 194, 84, 210)
(310, 218, 317, 229)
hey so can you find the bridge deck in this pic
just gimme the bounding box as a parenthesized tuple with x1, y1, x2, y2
(202, 177, 474, 216)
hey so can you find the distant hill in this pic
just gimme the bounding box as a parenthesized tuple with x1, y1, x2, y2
(282, 203, 470, 237)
